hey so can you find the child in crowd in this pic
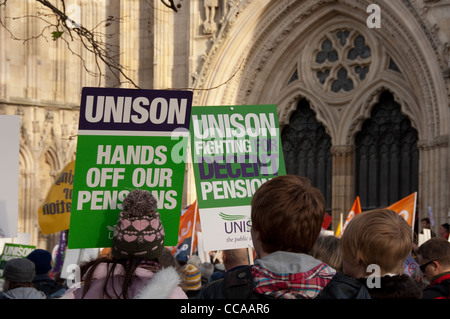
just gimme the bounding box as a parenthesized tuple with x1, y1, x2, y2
(62, 189, 187, 299)
(340, 208, 422, 298)
(310, 235, 343, 272)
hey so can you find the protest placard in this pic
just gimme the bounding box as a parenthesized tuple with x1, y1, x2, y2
(403, 253, 419, 276)
(68, 87, 193, 249)
(38, 161, 75, 234)
(190, 105, 286, 251)
(0, 115, 20, 238)
(0, 243, 36, 278)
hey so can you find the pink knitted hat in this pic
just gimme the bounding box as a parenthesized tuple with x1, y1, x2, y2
(112, 189, 165, 260)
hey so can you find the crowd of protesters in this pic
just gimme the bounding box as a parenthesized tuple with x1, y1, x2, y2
(1, 178, 449, 299)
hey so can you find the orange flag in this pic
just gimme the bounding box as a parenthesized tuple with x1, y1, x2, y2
(170, 200, 201, 258)
(387, 192, 417, 228)
(343, 196, 362, 232)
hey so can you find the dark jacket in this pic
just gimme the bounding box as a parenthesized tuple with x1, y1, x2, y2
(32, 274, 67, 298)
(422, 272, 450, 299)
(357, 275, 423, 299)
(196, 264, 370, 299)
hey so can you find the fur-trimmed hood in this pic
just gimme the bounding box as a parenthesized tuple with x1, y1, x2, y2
(62, 264, 187, 299)
(134, 266, 187, 299)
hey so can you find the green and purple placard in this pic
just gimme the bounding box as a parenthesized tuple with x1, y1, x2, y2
(0, 243, 36, 278)
(69, 87, 192, 249)
(190, 105, 286, 251)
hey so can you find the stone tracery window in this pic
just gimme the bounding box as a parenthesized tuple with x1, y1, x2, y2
(312, 29, 371, 93)
(280, 21, 418, 224)
(281, 99, 332, 212)
(355, 91, 418, 210)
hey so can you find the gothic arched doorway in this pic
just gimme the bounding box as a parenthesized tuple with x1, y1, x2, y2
(355, 91, 419, 211)
(281, 99, 332, 211)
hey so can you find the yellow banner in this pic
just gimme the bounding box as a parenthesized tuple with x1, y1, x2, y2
(38, 161, 75, 234)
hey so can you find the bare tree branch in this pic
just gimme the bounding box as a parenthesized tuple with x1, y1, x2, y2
(0, 0, 241, 92)
(160, 0, 180, 12)
(0, 0, 139, 88)
(35, 0, 138, 87)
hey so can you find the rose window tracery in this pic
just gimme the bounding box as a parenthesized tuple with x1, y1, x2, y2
(312, 29, 371, 93)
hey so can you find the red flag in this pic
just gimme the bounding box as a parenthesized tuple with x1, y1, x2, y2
(322, 212, 332, 230)
(387, 193, 417, 228)
(343, 196, 362, 232)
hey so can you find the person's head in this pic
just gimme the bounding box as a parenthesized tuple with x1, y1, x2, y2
(2, 258, 36, 291)
(27, 249, 52, 275)
(310, 235, 342, 272)
(222, 248, 249, 270)
(82, 189, 166, 299)
(199, 262, 214, 282)
(340, 208, 412, 278)
(159, 248, 180, 270)
(420, 217, 431, 230)
(438, 223, 449, 239)
(186, 255, 202, 269)
(112, 189, 165, 261)
(417, 237, 450, 282)
(181, 264, 201, 291)
(250, 175, 326, 258)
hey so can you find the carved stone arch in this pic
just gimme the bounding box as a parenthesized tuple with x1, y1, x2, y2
(17, 143, 36, 237)
(194, 0, 447, 140)
(238, 9, 382, 107)
(66, 142, 77, 162)
(192, 0, 449, 228)
(206, 1, 386, 106)
(18, 144, 35, 176)
(371, 0, 448, 139)
(342, 80, 424, 146)
(298, 19, 383, 104)
(276, 86, 336, 144)
(37, 146, 62, 229)
(43, 145, 63, 178)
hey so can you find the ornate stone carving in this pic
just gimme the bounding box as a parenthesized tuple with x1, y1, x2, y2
(418, 135, 450, 150)
(312, 29, 371, 94)
(331, 145, 354, 157)
(203, 0, 219, 34)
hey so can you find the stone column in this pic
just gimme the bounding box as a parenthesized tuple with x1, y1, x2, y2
(153, 0, 174, 90)
(105, 0, 121, 87)
(418, 136, 450, 233)
(330, 145, 355, 232)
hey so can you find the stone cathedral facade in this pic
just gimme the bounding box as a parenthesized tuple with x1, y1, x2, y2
(0, 0, 449, 250)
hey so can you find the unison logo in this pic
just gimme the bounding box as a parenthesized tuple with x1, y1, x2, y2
(220, 212, 251, 234)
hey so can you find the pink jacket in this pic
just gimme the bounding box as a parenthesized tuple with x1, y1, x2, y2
(62, 263, 187, 299)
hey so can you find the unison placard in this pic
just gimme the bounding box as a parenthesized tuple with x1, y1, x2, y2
(69, 87, 192, 249)
(190, 105, 286, 251)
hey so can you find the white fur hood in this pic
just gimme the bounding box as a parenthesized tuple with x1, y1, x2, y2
(134, 266, 187, 299)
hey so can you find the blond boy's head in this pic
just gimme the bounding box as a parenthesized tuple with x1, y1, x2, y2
(340, 208, 412, 277)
